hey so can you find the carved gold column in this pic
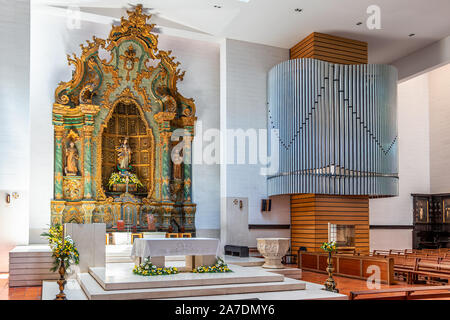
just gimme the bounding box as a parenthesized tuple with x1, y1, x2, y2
(154, 112, 176, 231)
(54, 125, 65, 200)
(80, 104, 99, 199)
(183, 135, 193, 203)
(179, 117, 197, 234)
(83, 126, 94, 199)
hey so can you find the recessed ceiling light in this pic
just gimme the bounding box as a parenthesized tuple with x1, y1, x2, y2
(409, 33, 416, 37)
(214, 5, 222, 8)
(294, 8, 303, 13)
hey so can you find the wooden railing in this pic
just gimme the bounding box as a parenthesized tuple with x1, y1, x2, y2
(350, 285, 450, 300)
(298, 251, 395, 284)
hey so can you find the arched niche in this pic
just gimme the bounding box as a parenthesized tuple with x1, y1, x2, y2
(100, 97, 155, 199)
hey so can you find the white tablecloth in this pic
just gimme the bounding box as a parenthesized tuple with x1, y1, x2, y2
(131, 238, 222, 259)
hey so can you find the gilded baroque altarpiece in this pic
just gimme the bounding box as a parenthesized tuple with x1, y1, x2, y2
(51, 6, 197, 233)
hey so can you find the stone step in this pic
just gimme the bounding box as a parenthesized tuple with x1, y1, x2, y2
(224, 256, 265, 267)
(78, 273, 306, 300)
(9, 280, 44, 287)
(9, 273, 60, 281)
(9, 245, 58, 287)
(88, 264, 285, 291)
(9, 245, 51, 258)
(106, 256, 134, 263)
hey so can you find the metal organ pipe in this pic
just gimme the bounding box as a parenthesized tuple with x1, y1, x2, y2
(267, 58, 398, 197)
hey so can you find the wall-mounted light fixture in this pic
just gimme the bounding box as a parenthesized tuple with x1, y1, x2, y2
(6, 194, 11, 204)
(233, 199, 243, 210)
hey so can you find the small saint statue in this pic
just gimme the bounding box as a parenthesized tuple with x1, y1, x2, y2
(116, 137, 132, 171)
(173, 149, 183, 180)
(65, 141, 79, 176)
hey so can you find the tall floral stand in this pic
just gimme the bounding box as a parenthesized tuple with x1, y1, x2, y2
(54, 261, 67, 300)
(324, 251, 339, 293)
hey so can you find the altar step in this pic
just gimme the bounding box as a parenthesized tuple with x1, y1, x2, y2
(78, 272, 306, 300)
(9, 245, 59, 287)
(88, 263, 285, 291)
(223, 256, 265, 267)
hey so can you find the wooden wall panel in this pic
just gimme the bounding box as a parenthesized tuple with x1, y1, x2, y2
(299, 252, 395, 284)
(291, 194, 370, 254)
(290, 32, 368, 64)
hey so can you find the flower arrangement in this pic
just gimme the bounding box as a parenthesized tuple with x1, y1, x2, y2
(133, 257, 179, 276)
(321, 241, 337, 253)
(108, 172, 144, 189)
(41, 224, 80, 272)
(193, 258, 232, 273)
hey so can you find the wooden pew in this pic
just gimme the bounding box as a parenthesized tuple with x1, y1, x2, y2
(349, 285, 450, 300)
(412, 261, 450, 284)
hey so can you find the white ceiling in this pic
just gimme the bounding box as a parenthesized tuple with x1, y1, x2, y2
(34, 0, 450, 64)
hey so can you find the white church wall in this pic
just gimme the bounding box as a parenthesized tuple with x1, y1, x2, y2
(369, 73, 431, 250)
(158, 36, 221, 236)
(220, 39, 290, 248)
(0, 0, 30, 272)
(428, 63, 450, 193)
(29, 6, 220, 242)
(29, 9, 111, 243)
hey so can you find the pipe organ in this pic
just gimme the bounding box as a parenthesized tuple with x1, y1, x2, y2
(267, 59, 398, 197)
(272, 33, 399, 253)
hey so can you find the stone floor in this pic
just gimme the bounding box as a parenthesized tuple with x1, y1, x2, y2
(2, 266, 450, 300)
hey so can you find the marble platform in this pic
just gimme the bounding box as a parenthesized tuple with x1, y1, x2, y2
(42, 275, 346, 300)
(166, 281, 347, 300)
(78, 272, 306, 300)
(41, 261, 349, 300)
(9, 245, 58, 287)
(224, 256, 265, 267)
(88, 263, 285, 291)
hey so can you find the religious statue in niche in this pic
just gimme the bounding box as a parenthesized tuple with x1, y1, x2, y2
(65, 141, 79, 176)
(116, 137, 132, 171)
(108, 137, 143, 193)
(173, 148, 183, 180)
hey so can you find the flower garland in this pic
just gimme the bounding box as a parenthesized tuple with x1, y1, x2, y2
(133, 258, 179, 276)
(108, 172, 144, 189)
(193, 258, 232, 273)
(41, 224, 80, 272)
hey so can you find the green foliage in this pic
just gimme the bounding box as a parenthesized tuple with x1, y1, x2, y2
(321, 241, 337, 253)
(108, 172, 144, 188)
(41, 224, 80, 272)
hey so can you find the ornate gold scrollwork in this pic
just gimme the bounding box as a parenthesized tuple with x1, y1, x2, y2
(52, 4, 198, 233)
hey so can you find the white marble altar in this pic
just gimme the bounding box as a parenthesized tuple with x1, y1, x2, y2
(65, 223, 105, 272)
(131, 238, 221, 269)
(131, 238, 221, 258)
(256, 238, 290, 269)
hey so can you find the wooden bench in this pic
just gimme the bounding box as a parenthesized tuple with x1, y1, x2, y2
(349, 285, 450, 300)
(411, 261, 450, 284)
(299, 252, 395, 284)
